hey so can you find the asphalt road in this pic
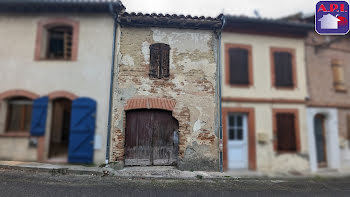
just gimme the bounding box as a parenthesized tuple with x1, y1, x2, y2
(0, 169, 350, 197)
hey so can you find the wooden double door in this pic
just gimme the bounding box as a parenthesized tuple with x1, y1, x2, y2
(125, 109, 179, 166)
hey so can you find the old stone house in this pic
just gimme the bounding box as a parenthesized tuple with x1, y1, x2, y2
(0, 0, 124, 164)
(286, 13, 350, 172)
(109, 12, 222, 171)
(221, 15, 313, 172)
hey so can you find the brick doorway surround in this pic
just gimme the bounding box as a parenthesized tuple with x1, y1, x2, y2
(222, 107, 256, 171)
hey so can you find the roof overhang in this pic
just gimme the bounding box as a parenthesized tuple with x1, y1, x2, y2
(224, 15, 314, 38)
(0, 0, 125, 13)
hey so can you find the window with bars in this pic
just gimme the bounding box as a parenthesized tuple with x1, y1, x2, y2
(5, 98, 33, 132)
(273, 51, 294, 87)
(228, 48, 250, 85)
(149, 43, 170, 79)
(227, 114, 244, 141)
(275, 113, 297, 152)
(46, 26, 73, 60)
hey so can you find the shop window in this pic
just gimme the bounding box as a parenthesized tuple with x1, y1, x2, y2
(6, 97, 33, 132)
(149, 43, 170, 79)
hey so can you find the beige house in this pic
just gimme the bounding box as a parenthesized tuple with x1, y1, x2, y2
(0, 1, 124, 164)
(221, 16, 313, 172)
(109, 12, 222, 171)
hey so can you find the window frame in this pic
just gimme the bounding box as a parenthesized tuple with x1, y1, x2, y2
(149, 43, 170, 79)
(270, 47, 297, 89)
(5, 98, 33, 133)
(34, 18, 79, 61)
(272, 108, 301, 153)
(225, 43, 253, 87)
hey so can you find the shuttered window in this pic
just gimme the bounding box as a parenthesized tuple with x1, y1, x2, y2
(229, 48, 249, 85)
(150, 43, 170, 79)
(6, 98, 33, 132)
(332, 59, 346, 92)
(276, 113, 297, 152)
(273, 52, 294, 87)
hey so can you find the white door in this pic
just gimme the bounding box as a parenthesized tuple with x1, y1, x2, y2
(227, 113, 248, 169)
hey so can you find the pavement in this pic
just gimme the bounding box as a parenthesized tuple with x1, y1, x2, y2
(1, 168, 350, 197)
(1, 160, 350, 180)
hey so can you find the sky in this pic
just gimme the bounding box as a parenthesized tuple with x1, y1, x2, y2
(121, 0, 324, 18)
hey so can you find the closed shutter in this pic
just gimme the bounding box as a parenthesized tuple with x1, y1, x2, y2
(332, 59, 346, 91)
(160, 44, 170, 78)
(276, 113, 297, 151)
(274, 52, 293, 87)
(229, 48, 249, 85)
(150, 44, 161, 78)
(347, 114, 350, 141)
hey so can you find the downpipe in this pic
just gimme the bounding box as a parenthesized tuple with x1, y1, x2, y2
(105, 3, 118, 165)
(217, 15, 226, 172)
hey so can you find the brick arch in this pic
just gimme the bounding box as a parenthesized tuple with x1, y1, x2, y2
(48, 91, 78, 101)
(0, 89, 40, 100)
(34, 18, 80, 61)
(124, 97, 176, 111)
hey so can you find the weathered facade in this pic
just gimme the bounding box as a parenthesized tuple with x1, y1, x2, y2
(285, 13, 350, 172)
(109, 13, 222, 171)
(221, 16, 313, 172)
(0, 1, 124, 164)
(305, 32, 350, 172)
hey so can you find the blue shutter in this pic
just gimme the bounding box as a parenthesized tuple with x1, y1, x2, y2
(30, 96, 49, 136)
(68, 97, 96, 164)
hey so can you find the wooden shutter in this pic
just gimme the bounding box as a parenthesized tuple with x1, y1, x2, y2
(347, 114, 350, 141)
(229, 48, 249, 85)
(276, 113, 297, 152)
(160, 44, 170, 78)
(274, 52, 293, 87)
(150, 44, 161, 78)
(332, 59, 346, 91)
(150, 43, 170, 78)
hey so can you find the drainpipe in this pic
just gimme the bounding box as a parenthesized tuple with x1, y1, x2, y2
(105, 3, 118, 165)
(217, 15, 226, 172)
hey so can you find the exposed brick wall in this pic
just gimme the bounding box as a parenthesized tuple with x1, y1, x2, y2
(306, 32, 350, 106)
(110, 27, 219, 171)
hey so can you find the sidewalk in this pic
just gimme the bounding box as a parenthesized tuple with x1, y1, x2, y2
(1, 160, 350, 180)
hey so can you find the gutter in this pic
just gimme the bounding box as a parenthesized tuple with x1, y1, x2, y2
(105, 3, 119, 164)
(217, 15, 226, 172)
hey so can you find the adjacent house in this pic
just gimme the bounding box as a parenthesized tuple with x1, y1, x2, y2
(0, 0, 124, 164)
(221, 16, 313, 172)
(109, 12, 222, 171)
(286, 13, 350, 172)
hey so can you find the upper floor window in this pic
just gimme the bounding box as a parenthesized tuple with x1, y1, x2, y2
(331, 59, 346, 92)
(271, 48, 296, 88)
(149, 43, 170, 79)
(35, 18, 79, 61)
(6, 97, 33, 132)
(47, 26, 73, 60)
(225, 44, 253, 86)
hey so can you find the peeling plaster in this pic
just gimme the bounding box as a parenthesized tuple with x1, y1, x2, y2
(121, 54, 135, 66)
(141, 41, 150, 64)
(151, 28, 211, 54)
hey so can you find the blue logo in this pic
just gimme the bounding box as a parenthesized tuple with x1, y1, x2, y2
(316, 1, 349, 35)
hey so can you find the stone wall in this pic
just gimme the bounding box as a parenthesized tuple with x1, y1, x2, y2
(110, 27, 219, 171)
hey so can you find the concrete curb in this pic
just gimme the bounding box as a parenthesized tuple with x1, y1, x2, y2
(0, 164, 104, 176)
